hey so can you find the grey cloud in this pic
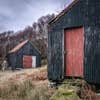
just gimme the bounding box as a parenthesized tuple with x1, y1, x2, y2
(0, 25, 7, 32)
(0, 0, 73, 32)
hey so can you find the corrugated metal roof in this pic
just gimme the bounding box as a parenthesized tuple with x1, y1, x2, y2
(9, 40, 28, 53)
(49, 0, 80, 24)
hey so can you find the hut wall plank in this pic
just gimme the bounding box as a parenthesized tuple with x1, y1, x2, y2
(7, 41, 41, 69)
(48, 0, 100, 84)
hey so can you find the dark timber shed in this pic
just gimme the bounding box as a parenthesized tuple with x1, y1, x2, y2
(7, 40, 41, 69)
(48, 0, 100, 84)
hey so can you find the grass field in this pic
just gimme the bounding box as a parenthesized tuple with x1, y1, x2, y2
(0, 65, 56, 100)
(0, 65, 84, 100)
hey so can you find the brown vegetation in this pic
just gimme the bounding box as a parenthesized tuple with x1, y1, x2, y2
(0, 80, 55, 100)
(0, 66, 55, 100)
(81, 81, 96, 100)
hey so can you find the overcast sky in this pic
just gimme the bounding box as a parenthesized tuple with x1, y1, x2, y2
(0, 0, 73, 32)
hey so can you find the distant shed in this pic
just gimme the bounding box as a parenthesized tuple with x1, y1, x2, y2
(7, 40, 41, 69)
(48, 0, 100, 84)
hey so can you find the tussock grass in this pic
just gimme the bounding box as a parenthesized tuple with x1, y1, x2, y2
(0, 80, 52, 100)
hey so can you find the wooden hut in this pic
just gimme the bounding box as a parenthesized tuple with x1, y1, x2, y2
(48, 0, 100, 84)
(7, 40, 41, 69)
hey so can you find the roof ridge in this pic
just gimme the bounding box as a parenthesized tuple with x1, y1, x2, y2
(29, 41, 41, 54)
(9, 40, 28, 53)
(49, 0, 80, 24)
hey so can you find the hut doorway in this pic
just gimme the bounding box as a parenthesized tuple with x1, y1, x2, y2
(64, 27, 84, 77)
(23, 55, 36, 68)
(32, 56, 36, 68)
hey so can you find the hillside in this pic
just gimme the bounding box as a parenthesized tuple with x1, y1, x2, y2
(0, 14, 55, 58)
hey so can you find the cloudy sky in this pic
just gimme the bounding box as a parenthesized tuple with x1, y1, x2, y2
(0, 0, 73, 32)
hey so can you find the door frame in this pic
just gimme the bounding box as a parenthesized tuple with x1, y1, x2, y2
(63, 26, 84, 77)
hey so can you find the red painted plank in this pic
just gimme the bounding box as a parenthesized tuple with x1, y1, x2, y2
(23, 55, 32, 68)
(64, 27, 83, 77)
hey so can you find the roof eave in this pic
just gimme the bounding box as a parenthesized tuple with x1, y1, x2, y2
(49, 0, 80, 25)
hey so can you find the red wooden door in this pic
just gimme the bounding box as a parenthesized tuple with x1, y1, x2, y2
(64, 27, 83, 77)
(23, 55, 32, 68)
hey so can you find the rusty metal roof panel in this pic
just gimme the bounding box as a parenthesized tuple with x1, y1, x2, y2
(9, 40, 28, 53)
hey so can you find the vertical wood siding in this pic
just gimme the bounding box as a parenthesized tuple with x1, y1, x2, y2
(48, 0, 100, 84)
(7, 41, 41, 69)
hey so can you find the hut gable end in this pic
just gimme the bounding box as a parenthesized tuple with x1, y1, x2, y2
(49, 0, 80, 24)
(7, 40, 41, 69)
(48, 0, 100, 84)
(49, 0, 86, 30)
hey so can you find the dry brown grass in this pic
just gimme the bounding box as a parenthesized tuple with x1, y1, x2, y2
(0, 66, 55, 100)
(0, 66, 47, 84)
(0, 79, 55, 100)
(81, 81, 96, 100)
